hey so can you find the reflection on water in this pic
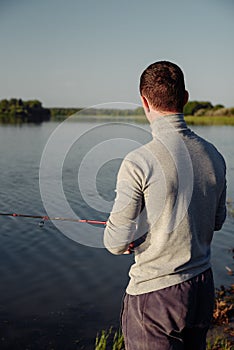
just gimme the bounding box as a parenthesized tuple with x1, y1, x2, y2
(0, 122, 233, 349)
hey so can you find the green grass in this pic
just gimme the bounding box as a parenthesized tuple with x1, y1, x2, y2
(184, 115, 234, 125)
(95, 328, 124, 350)
(72, 114, 234, 125)
(206, 335, 234, 350)
(94, 328, 233, 350)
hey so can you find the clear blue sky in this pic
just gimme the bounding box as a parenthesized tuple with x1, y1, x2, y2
(0, 0, 234, 108)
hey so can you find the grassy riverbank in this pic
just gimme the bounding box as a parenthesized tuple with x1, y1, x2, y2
(184, 115, 234, 126)
(65, 114, 234, 125)
(1, 98, 234, 125)
(94, 285, 234, 350)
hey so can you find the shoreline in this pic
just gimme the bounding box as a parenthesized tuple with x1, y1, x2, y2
(1, 115, 234, 126)
(1, 286, 233, 350)
(51, 114, 234, 126)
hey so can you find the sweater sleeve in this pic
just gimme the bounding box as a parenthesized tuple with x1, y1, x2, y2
(103, 158, 144, 255)
(214, 177, 227, 231)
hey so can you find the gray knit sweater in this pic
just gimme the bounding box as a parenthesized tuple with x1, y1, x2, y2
(104, 114, 226, 295)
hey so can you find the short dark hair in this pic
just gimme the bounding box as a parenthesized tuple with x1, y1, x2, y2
(139, 61, 186, 112)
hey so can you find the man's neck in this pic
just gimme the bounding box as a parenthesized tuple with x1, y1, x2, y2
(145, 109, 182, 124)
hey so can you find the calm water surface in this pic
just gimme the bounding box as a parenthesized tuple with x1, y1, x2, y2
(0, 121, 233, 349)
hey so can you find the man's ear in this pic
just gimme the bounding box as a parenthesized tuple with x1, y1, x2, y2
(141, 95, 150, 112)
(184, 90, 189, 106)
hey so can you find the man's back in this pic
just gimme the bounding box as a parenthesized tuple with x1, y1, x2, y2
(104, 114, 226, 295)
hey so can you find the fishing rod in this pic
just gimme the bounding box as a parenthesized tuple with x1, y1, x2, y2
(0, 212, 106, 226)
(0, 212, 144, 252)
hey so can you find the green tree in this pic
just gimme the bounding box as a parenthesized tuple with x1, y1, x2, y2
(0, 99, 9, 111)
(0, 98, 50, 123)
(184, 101, 213, 115)
(213, 104, 224, 111)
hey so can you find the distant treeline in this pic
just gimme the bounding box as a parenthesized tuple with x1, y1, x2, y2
(50, 107, 82, 119)
(50, 106, 144, 119)
(50, 102, 234, 118)
(0, 99, 50, 123)
(1, 98, 234, 124)
(183, 101, 234, 116)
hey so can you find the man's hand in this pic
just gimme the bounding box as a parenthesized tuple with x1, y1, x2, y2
(123, 233, 147, 254)
(123, 242, 135, 254)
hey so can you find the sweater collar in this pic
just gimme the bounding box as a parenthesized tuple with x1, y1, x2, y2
(150, 113, 188, 137)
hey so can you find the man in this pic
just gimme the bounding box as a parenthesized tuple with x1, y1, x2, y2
(104, 61, 226, 350)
